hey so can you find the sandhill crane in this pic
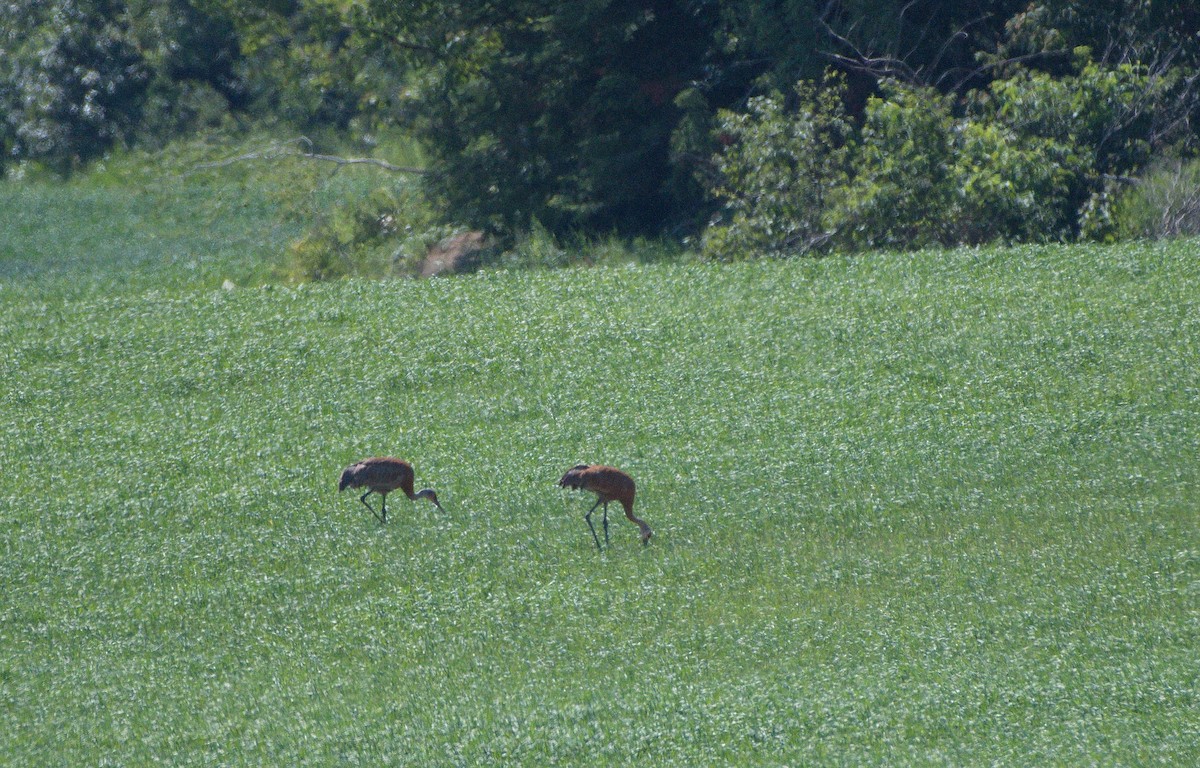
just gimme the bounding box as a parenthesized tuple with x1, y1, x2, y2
(338, 457, 443, 523)
(558, 464, 652, 549)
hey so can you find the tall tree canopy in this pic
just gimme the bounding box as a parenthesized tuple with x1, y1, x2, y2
(358, 0, 728, 234)
(356, 0, 1198, 237)
(3, 0, 1198, 243)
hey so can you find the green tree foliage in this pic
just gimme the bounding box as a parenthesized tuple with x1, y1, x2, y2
(358, 0, 722, 236)
(998, 0, 1200, 63)
(196, 0, 401, 134)
(3, 0, 1199, 251)
(977, 53, 1172, 241)
(947, 120, 1079, 245)
(1110, 158, 1200, 240)
(982, 2, 1199, 153)
(125, 0, 245, 144)
(702, 77, 852, 259)
(2, 0, 237, 169)
(830, 82, 958, 250)
(2, 0, 150, 173)
(704, 47, 1179, 254)
(711, 0, 824, 90)
(353, 0, 1200, 243)
(139, 0, 242, 103)
(982, 54, 1166, 175)
(1, 0, 398, 172)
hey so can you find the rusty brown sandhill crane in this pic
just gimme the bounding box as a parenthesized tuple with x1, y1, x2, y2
(558, 464, 652, 549)
(338, 457, 443, 523)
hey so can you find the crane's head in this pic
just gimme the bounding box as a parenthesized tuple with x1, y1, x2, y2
(415, 488, 444, 511)
(337, 466, 358, 492)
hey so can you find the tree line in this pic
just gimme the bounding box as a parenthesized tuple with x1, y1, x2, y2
(3, 1, 1199, 253)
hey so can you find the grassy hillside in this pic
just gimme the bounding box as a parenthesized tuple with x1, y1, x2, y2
(0, 137, 423, 298)
(0, 178, 283, 300)
(1, 174, 1198, 764)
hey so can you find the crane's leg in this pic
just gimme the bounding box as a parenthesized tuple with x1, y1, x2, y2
(360, 491, 386, 524)
(601, 502, 610, 545)
(584, 498, 604, 550)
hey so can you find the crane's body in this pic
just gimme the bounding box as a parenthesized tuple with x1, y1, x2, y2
(338, 456, 442, 523)
(558, 464, 652, 549)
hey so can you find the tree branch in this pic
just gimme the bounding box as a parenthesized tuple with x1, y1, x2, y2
(816, 9, 921, 84)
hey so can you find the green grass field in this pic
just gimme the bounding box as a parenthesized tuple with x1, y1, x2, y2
(1, 171, 1198, 765)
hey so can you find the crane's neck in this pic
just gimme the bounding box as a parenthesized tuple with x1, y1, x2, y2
(621, 502, 652, 543)
(410, 488, 443, 510)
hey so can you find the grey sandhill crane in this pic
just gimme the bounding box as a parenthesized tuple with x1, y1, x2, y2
(338, 457, 443, 523)
(558, 464, 652, 549)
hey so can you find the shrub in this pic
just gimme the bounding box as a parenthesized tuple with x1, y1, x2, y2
(283, 185, 434, 282)
(977, 53, 1169, 240)
(1110, 158, 1200, 240)
(828, 82, 956, 251)
(701, 76, 852, 260)
(489, 219, 571, 271)
(702, 50, 1181, 255)
(984, 53, 1164, 179)
(6, 0, 150, 173)
(947, 120, 1081, 244)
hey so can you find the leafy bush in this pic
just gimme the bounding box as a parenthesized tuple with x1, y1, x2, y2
(831, 69, 1157, 249)
(984, 53, 1165, 177)
(978, 53, 1171, 239)
(946, 120, 1080, 245)
(486, 219, 572, 271)
(283, 185, 435, 282)
(702, 47, 1188, 254)
(701, 77, 852, 260)
(829, 82, 957, 251)
(704, 77, 1086, 254)
(1110, 158, 1200, 240)
(4, 0, 150, 173)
